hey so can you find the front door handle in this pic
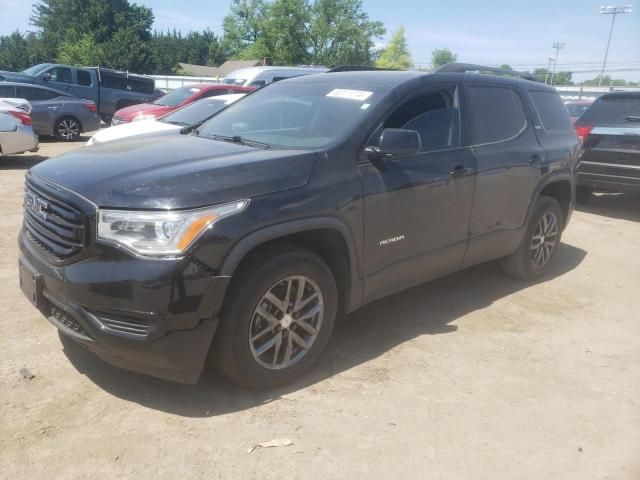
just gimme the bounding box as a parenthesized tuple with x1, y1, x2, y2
(450, 165, 474, 178)
(529, 154, 543, 165)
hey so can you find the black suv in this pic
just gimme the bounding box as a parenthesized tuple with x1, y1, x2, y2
(574, 91, 640, 202)
(19, 65, 579, 387)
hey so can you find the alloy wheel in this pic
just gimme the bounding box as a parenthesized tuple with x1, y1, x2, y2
(58, 119, 79, 140)
(249, 275, 324, 370)
(530, 211, 559, 268)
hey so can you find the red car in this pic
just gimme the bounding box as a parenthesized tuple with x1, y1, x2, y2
(111, 84, 253, 125)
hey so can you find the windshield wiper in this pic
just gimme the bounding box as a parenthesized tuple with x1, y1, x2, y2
(625, 115, 640, 123)
(165, 120, 188, 127)
(201, 133, 271, 149)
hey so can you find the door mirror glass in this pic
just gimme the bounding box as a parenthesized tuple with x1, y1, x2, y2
(42, 72, 51, 81)
(366, 128, 421, 161)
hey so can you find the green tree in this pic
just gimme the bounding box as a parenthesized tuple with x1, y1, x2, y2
(307, 0, 385, 66)
(58, 33, 104, 66)
(431, 47, 457, 69)
(0, 31, 30, 71)
(533, 68, 573, 85)
(375, 27, 412, 69)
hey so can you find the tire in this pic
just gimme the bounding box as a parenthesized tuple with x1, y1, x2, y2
(54, 116, 81, 141)
(575, 186, 593, 204)
(502, 196, 564, 280)
(211, 245, 338, 388)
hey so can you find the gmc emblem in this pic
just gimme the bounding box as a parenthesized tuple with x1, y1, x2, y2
(25, 191, 48, 221)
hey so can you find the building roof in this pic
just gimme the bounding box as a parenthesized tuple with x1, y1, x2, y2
(177, 60, 262, 78)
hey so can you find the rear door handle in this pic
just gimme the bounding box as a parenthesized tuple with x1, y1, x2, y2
(450, 165, 474, 177)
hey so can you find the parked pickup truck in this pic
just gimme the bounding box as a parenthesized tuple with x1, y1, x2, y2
(0, 63, 156, 123)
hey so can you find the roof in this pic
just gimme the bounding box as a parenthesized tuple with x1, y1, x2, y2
(177, 60, 262, 78)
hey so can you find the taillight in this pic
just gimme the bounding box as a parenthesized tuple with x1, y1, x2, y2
(8, 110, 32, 126)
(575, 125, 593, 143)
(84, 103, 97, 112)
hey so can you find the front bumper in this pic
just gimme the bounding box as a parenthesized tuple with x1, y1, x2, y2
(19, 230, 229, 383)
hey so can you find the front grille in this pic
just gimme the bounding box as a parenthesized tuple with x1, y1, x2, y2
(50, 304, 90, 338)
(111, 115, 126, 126)
(24, 180, 86, 261)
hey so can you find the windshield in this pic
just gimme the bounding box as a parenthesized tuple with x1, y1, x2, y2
(153, 86, 201, 106)
(198, 82, 381, 149)
(21, 64, 50, 76)
(222, 78, 247, 86)
(160, 98, 232, 126)
(565, 103, 589, 117)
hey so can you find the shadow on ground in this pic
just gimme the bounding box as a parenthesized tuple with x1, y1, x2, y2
(0, 154, 48, 170)
(576, 192, 640, 223)
(61, 242, 587, 417)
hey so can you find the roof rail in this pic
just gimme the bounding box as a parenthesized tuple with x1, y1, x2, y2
(327, 65, 400, 73)
(433, 63, 541, 83)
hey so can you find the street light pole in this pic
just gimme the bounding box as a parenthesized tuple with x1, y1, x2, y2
(544, 57, 555, 84)
(598, 5, 633, 86)
(550, 42, 565, 86)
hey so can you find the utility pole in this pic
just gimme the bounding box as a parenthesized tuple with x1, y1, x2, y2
(550, 42, 565, 86)
(544, 57, 555, 84)
(598, 5, 633, 86)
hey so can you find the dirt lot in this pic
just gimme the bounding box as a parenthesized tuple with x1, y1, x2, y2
(1, 137, 639, 480)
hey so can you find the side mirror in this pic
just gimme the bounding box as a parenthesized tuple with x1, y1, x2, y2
(365, 128, 421, 162)
(42, 72, 51, 81)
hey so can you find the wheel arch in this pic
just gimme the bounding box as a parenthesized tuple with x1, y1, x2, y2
(219, 218, 363, 313)
(534, 173, 574, 228)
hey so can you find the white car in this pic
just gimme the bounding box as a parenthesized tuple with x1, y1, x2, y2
(88, 93, 245, 146)
(0, 101, 38, 157)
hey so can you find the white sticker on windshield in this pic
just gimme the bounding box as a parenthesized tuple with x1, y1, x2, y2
(190, 88, 201, 93)
(327, 89, 373, 101)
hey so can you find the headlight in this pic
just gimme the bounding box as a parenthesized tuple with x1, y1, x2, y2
(132, 114, 157, 122)
(97, 200, 249, 256)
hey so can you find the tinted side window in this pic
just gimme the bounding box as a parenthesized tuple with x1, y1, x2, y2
(467, 86, 527, 144)
(77, 70, 92, 86)
(201, 89, 227, 98)
(529, 90, 573, 132)
(579, 95, 640, 125)
(16, 86, 59, 101)
(372, 87, 459, 153)
(47, 67, 73, 84)
(0, 85, 16, 97)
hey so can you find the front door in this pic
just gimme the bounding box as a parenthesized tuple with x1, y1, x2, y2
(359, 85, 476, 302)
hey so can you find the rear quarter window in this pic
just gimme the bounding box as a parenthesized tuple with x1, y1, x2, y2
(466, 85, 527, 145)
(529, 90, 573, 132)
(579, 95, 640, 126)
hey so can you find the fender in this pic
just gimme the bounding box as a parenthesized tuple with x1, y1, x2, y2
(527, 169, 575, 228)
(218, 217, 364, 312)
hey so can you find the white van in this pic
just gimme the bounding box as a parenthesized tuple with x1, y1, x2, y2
(222, 66, 327, 88)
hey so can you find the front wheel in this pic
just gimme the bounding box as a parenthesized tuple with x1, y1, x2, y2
(502, 196, 563, 280)
(211, 245, 338, 388)
(54, 117, 81, 141)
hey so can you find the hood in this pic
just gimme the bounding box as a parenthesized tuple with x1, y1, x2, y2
(0, 71, 35, 83)
(89, 120, 179, 145)
(31, 134, 318, 209)
(114, 103, 174, 121)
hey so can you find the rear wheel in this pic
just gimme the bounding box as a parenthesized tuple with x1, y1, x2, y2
(54, 116, 81, 141)
(211, 245, 338, 388)
(502, 196, 563, 280)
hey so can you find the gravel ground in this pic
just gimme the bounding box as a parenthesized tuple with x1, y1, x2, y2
(1, 137, 639, 479)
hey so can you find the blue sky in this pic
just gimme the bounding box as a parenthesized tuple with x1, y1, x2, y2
(1, 0, 638, 81)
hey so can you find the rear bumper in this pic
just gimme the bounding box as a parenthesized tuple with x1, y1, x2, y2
(577, 171, 640, 193)
(19, 229, 229, 383)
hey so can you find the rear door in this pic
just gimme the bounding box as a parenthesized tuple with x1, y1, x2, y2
(16, 86, 60, 135)
(462, 83, 546, 266)
(576, 94, 640, 186)
(72, 69, 98, 103)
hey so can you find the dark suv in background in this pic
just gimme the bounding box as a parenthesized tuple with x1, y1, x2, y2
(575, 92, 640, 202)
(18, 65, 579, 387)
